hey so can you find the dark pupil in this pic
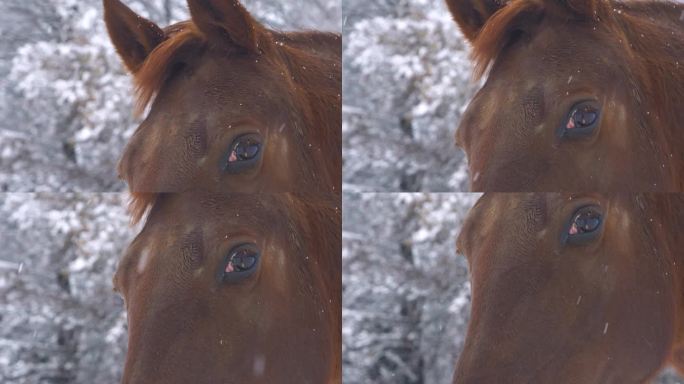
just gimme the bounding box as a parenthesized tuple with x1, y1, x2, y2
(573, 210, 601, 233)
(231, 249, 257, 272)
(572, 106, 598, 127)
(233, 139, 259, 161)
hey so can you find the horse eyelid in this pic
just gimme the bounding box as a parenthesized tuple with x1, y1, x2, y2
(562, 205, 603, 245)
(220, 133, 263, 173)
(557, 101, 601, 139)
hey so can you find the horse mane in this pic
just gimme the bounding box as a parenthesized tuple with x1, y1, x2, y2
(124, 24, 341, 224)
(289, 192, 342, 377)
(275, 31, 342, 193)
(126, 23, 201, 224)
(616, 1, 684, 177)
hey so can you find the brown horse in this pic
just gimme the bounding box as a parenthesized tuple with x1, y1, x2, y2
(113, 192, 341, 383)
(455, 193, 684, 383)
(446, 0, 684, 191)
(104, 0, 341, 220)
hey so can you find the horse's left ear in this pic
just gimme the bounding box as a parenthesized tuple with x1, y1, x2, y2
(445, 0, 505, 42)
(187, 0, 264, 52)
(103, 0, 165, 73)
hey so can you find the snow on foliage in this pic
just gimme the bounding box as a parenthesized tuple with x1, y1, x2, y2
(0, 193, 133, 383)
(343, 0, 477, 192)
(343, 193, 479, 384)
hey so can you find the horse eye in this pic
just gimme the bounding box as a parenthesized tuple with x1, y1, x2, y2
(221, 243, 260, 283)
(222, 133, 262, 173)
(559, 101, 601, 139)
(564, 205, 603, 245)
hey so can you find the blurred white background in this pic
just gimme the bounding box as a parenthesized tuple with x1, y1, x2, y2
(343, 193, 477, 383)
(342, 0, 477, 192)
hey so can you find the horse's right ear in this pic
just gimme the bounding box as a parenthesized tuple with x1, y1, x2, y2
(445, 0, 505, 42)
(103, 0, 165, 73)
(187, 0, 263, 53)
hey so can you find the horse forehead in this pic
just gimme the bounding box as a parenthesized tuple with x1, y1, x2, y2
(196, 54, 289, 94)
(510, 19, 618, 80)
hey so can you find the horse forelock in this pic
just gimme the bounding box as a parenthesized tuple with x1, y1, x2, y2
(132, 20, 281, 114)
(132, 21, 203, 115)
(471, 0, 682, 79)
(127, 192, 157, 225)
(470, 0, 633, 78)
(471, 0, 545, 78)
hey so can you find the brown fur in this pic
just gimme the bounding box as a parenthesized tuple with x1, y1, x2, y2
(114, 192, 341, 383)
(104, 1, 341, 383)
(105, 0, 341, 223)
(470, 0, 544, 78)
(133, 22, 203, 115)
(447, 0, 684, 191)
(455, 193, 684, 383)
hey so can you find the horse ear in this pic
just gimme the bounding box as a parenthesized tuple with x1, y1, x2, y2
(103, 0, 165, 73)
(445, 0, 505, 42)
(187, 0, 263, 52)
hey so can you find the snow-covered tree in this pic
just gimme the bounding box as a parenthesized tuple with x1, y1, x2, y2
(343, 193, 478, 383)
(343, 0, 477, 192)
(0, 193, 134, 383)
